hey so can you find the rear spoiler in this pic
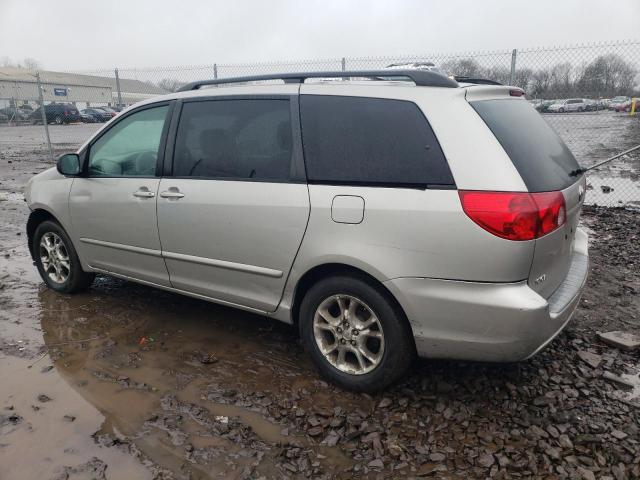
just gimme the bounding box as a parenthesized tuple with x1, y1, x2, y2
(454, 76, 502, 86)
(463, 85, 526, 102)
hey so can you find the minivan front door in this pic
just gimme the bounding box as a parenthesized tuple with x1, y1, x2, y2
(157, 96, 309, 312)
(69, 104, 172, 286)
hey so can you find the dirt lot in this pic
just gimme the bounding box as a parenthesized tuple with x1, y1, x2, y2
(0, 129, 639, 479)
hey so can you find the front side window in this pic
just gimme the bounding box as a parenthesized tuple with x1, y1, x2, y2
(300, 95, 454, 187)
(88, 105, 169, 177)
(173, 99, 292, 180)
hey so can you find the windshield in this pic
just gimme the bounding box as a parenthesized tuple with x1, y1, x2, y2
(470, 99, 580, 192)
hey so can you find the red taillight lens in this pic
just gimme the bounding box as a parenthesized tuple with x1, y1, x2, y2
(459, 191, 566, 241)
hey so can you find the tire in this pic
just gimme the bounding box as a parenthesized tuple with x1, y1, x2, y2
(299, 274, 415, 392)
(33, 220, 95, 293)
(559, 108, 565, 113)
(54, 115, 63, 125)
(578, 107, 583, 112)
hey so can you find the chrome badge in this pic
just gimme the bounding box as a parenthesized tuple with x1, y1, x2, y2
(534, 274, 547, 285)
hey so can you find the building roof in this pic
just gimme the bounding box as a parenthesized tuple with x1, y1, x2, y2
(0, 67, 168, 95)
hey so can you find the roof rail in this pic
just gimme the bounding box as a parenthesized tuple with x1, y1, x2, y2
(454, 76, 503, 86)
(177, 70, 459, 92)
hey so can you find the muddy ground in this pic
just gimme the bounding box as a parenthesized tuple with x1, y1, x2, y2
(0, 132, 639, 479)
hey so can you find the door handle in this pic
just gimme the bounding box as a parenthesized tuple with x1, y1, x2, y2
(133, 189, 155, 198)
(160, 189, 185, 199)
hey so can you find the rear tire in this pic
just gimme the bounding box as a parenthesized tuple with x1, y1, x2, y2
(299, 274, 415, 392)
(33, 220, 95, 293)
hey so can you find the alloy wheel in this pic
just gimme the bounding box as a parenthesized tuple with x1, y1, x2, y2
(39, 232, 71, 284)
(313, 294, 385, 375)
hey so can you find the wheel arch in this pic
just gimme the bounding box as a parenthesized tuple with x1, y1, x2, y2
(290, 262, 411, 334)
(26, 208, 63, 260)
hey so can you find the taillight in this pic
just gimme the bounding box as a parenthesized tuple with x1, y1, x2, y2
(64, 110, 69, 115)
(459, 191, 566, 241)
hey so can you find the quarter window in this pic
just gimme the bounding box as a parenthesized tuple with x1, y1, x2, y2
(88, 105, 169, 177)
(173, 99, 293, 180)
(300, 95, 454, 187)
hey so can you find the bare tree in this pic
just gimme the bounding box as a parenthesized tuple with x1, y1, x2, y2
(576, 54, 636, 98)
(157, 78, 186, 92)
(0, 57, 43, 70)
(440, 58, 483, 77)
(23, 57, 41, 70)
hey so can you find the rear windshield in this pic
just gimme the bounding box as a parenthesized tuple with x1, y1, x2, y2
(470, 99, 580, 192)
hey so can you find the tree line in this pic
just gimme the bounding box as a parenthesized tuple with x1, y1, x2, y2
(441, 54, 639, 99)
(153, 54, 639, 99)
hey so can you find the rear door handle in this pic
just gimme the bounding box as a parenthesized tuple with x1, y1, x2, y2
(160, 189, 184, 199)
(133, 189, 155, 198)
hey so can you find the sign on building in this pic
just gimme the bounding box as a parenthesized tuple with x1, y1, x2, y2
(53, 87, 68, 96)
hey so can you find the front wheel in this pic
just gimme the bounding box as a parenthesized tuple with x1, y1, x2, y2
(559, 108, 565, 113)
(299, 275, 415, 392)
(33, 220, 95, 293)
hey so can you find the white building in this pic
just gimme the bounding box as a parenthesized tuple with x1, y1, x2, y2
(0, 68, 168, 109)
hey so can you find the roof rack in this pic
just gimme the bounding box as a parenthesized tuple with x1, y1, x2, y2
(454, 76, 502, 86)
(177, 70, 459, 92)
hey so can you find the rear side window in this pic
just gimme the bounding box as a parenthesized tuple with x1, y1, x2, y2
(470, 99, 580, 192)
(173, 99, 293, 181)
(300, 95, 454, 187)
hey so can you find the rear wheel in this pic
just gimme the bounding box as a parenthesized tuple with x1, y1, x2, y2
(559, 108, 565, 113)
(54, 115, 63, 125)
(299, 275, 414, 392)
(33, 220, 95, 293)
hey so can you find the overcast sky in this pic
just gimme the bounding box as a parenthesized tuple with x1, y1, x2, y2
(1, 0, 639, 71)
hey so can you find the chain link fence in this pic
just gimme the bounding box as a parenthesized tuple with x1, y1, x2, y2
(1, 40, 638, 208)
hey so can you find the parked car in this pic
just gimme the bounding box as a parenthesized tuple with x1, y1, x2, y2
(548, 98, 588, 113)
(608, 96, 630, 111)
(385, 62, 445, 75)
(611, 98, 637, 112)
(80, 111, 97, 123)
(0, 112, 7, 123)
(535, 99, 556, 113)
(97, 107, 118, 117)
(0, 106, 31, 122)
(24, 70, 588, 392)
(30, 103, 81, 124)
(81, 108, 112, 122)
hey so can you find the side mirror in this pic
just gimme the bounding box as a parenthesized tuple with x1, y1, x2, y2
(57, 153, 81, 176)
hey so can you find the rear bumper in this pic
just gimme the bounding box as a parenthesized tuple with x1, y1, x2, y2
(384, 232, 589, 362)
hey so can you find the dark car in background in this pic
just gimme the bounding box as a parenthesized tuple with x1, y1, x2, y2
(30, 104, 81, 125)
(97, 107, 118, 118)
(535, 99, 555, 113)
(81, 108, 112, 122)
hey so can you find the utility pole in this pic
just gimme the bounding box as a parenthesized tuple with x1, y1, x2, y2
(36, 72, 54, 161)
(114, 68, 123, 108)
(509, 49, 517, 86)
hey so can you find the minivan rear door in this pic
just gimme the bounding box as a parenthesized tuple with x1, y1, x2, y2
(469, 95, 585, 298)
(157, 94, 309, 312)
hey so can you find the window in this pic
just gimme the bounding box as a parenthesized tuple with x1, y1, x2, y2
(88, 105, 169, 177)
(173, 99, 293, 180)
(300, 95, 454, 187)
(470, 99, 580, 192)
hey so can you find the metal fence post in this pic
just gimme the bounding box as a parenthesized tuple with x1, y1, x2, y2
(341, 57, 346, 71)
(509, 49, 517, 86)
(36, 72, 54, 161)
(214, 64, 218, 79)
(114, 68, 123, 108)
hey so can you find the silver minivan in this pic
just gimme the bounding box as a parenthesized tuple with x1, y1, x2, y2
(25, 70, 588, 391)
